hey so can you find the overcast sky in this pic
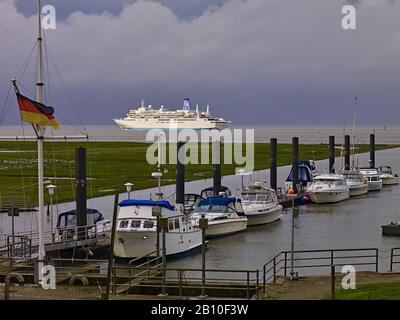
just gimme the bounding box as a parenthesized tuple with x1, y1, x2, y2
(1, 0, 399, 126)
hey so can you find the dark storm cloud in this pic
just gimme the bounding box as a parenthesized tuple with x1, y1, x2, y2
(1, 0, 400, 126)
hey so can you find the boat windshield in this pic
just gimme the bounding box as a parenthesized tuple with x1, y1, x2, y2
(242, 192, 276, 203)
(345, 174, 362, 181)
(379, 167, 392, 174)
(314, 179, 344, 185)
(194, 204, 236, 214)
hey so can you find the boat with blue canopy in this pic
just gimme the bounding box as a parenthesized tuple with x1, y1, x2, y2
(114, 198, 202, 259)
(191, 196, 248, 238)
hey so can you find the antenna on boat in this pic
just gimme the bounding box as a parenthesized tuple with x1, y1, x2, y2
(351, 96, 357, 169)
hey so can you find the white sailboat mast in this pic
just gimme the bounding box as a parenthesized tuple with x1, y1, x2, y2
(36, 0, 46, 272)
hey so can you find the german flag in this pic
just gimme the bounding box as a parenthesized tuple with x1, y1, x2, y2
(16, 92, 60, 129)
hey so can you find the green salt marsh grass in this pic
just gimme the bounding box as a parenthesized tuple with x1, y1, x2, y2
(0, 141, 397, 204)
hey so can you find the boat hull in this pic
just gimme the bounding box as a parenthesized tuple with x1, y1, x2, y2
(114, 119, 228, 130)
(308, 191, 349, 204)
(113, 230, 202, 258)
(348, 184, 368, 197)
(381, 176, 400, 185)
(194, 218, 248, 238)
(244, 205, 283, 226)
(367, 181, 383, 191)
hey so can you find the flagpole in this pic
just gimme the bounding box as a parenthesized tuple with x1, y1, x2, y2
(36, 0, 46, 283)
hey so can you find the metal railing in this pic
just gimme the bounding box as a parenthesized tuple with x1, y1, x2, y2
(262, 248, 380, 292)
(390, 247, 400, 272)
(0, 223, 110, 259)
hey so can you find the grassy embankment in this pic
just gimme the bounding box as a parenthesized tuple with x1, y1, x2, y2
(0, 141, 397, 204)
(335, 282, 400, 300)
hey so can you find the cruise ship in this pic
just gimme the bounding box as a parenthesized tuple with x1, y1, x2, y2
(114, 99, 230, 130)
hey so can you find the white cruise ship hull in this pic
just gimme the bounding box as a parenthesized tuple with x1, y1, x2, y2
(193, 218, 248, 238)
(308, 190, 349, 204)
(114, 119, 228, 130)
(114, 229, 202, 258)
(244, 204, 283, 226)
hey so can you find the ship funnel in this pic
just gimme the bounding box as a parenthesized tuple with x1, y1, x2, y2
(195, 104, 199, 113)
(206, 105, 210, 115)
(183, 98, 191, 111)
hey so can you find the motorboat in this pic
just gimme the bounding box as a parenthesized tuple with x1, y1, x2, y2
(54, 209, 111, 243)
(306, 174, 350, 203)
(241, 182, 283, 226)
(284, 163, 314, 192)
(382, 209, 400, 236)
(359, 168, 383, 191)
(341, 169, 368, 197)
(378, 166, 400, 185)
(191, 196, 248, 237)
(113, 199, 202, 258)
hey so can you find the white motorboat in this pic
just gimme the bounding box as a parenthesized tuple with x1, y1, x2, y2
(191, 196, 248, 237)
(341, 170, 368, 197)
(113, 199, 202, 258)
(241, 182, 283, 226)
(306, 174, 350, 203)
(378, 166, 400, 185)
(359, 168, 383, 191)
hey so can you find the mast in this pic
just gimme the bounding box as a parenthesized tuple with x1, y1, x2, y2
(36, 0, 46, 279)
(351, 96, 357, 168)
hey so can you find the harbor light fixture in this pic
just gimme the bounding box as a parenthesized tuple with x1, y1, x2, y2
(46, 184, 56, 244)
(124, 182, 133, 200)
(152, 171, 163, 200)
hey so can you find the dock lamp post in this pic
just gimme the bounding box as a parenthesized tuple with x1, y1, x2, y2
(46, 184, 56, 244)
(151, 172, 163, 200)
(152, 206, 162, 257)
(158, 217, 168, 296)
(124, 182, 133, 200)
(199, 216, 208, 299)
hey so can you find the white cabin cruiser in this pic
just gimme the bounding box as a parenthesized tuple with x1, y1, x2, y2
(191, 196, 248, 238)
(341, 170, 368, 197)
(306, 174, 350, 204)
(378, 166, 400, 185)
(241, 182, 283, 226)
(359, 168, 383, 191)
(113, 199, 202, 258)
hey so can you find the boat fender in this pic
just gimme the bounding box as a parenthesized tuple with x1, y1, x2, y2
(68, 274, 89, 286)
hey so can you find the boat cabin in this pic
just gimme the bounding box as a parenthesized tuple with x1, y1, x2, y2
(194, 196, 245, 217)
(378, 166, 397, 176)
(241, 189, 279, 204)
(56, 208, 105, 229)
(200, 186, 232, 198)
(184, 193, 203, 212)
(116, 199, 193, 233)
